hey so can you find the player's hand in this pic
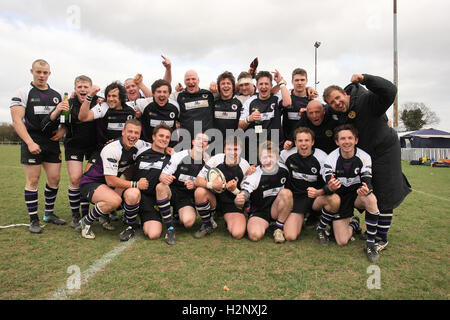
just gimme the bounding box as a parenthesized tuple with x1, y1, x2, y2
(328, 175, 341, 191)
(134, 73, 143, 85)
(135, 109, 142, 119)
(307, 187, 323, 199)
(70, 91, 76, 99)
(351, 74, 364, 84)
(212, 175, 225, 192)
(246, 165, 257, 176)
(249, 109, 261, 122)
(184, 180, 195, 190)
(226, 179, 238, 192)
(175, 83, 184, 92)
(55, 101, 69, 116)
(234, 191, 246, 207)
(137, 178, 149, 190)
(160, 173, 175, 185)
(27, 141, 41, 154)
(306, 87, 319, 98)
(272, 69, 283, 84)
(209, 82, 218, 94)
(89, 85, 101, 97)
(284, 140, 293, 150)
(165, 147, 174, 155)
(50, 127, 66, 141)
(299, 107, 307, 115)
(161, 55, 171, 69)
(357, 182, 371, 196)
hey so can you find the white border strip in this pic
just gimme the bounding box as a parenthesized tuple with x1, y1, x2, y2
(49, 236, 139, 300)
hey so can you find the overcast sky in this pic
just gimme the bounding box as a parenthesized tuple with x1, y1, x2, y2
(2, 0, 449, 131)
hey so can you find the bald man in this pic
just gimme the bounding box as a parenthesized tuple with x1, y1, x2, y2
(285, 100, 339, 154)
(173, 70, 214, 142)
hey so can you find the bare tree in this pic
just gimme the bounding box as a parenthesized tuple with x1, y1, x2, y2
(399, 102, 440, 131)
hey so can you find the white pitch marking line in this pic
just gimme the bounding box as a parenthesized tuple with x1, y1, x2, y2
(412, 189, 450, 202)
(48, 235, 139, 300)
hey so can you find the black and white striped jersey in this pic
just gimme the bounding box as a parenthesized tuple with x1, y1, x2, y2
(133, 146, 171, 196)
(176, 89, 214, 138)
(133, 97, 180, 143)
(10, 83, 63, 139)
(91, 102, 136, 146)
(240, 92, 283, 135)
(323, 147, 373, 194)
(213, 96, 243, 138)
(280, 147, 328, 196)
(162, 149, 205, 194)
(241, 163, 289, 213)
(198, 154, 250, 203)
(80, 139, 150, 186)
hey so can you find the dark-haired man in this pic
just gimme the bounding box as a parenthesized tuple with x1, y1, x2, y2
(10, 59, 67, 233)
(323, 74, 411, 252)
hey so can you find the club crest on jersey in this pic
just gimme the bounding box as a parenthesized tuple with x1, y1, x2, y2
(325, 130, 333, 137)
(170, 112, 175, 119)
(202, 94, 208, 99)
(280, 177, 287, 184)
(127, 115, 133, 120)
(348, 111, 356, 119)
(311, 167, 318, 174)
(53, 97, 60, 104)
(354, 167, 360, 175)
(270, 103, 275, 110)
(231, 104, 238, 111)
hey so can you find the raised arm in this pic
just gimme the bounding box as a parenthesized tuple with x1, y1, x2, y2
(78, 85, 100, 122)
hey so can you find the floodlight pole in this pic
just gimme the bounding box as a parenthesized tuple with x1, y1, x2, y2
(393, 0, 399, 129)
(314, 41, 321, 91)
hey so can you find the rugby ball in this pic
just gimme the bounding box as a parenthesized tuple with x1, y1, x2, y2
(206, 167, 226, 193)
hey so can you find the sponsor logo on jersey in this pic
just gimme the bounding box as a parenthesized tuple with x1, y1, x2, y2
(28, 159, 36, 164)
(325, 130, 333, 137)
(107, 158, 118, 163)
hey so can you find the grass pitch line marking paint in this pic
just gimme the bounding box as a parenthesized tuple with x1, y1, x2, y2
(413, 189, 450, 202)
(49, 235, 139, 300)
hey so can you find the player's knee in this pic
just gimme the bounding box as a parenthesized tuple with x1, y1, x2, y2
(155, 182, 168, 194)
(285, 231, 298, 242)
(182, 215, 196, 228)
(335, 234, 349, 246)
(124, 189, 141, 205)
(248, 229, 263, 242)
(229, 226, 245, 240)
(194, 187, 208, 200)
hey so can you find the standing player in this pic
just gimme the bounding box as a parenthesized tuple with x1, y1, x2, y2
(213, 72, 243, 141)
(78, 119, 150, 240)
(174, 70, 214, 142)
(235, 141, 291, 243)
(194, 136, 251, 239)
(235, 72, 255, 104)
(279, 127, 329, 241)
(64, 75, 101, 228)
(319, 124, 378, 262)
(133, 79, 180, 144)
(132, 125, 173, 242)
(156, 133, 210, 244)
(238, 70, 291, 163)
(78, 81, 136, 148)
(10, 59, 67, 233)
(323, 74, 411, 251)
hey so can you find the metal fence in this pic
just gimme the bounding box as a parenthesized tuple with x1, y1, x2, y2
(401, 148, 450, 161)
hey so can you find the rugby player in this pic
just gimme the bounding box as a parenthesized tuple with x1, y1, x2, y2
(78, 119, 150, 240)
(235, 141, 291, 243)
(10, 59, 67, 233)
(156, 133, 210, 244)
(194, 136, 251, 239)
(132, 125, 173, 242)
(279, 127, 330, 242)
(64, 75, 101, 228)
(133, 79, 180, 145)
(323, 74, 411, 252)
(174, 70, 214, 141)
(213, 72, 243, 141)
(320, 124, 379, 262)
(238, 70, 291, 163)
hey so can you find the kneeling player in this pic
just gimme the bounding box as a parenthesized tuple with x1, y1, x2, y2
(280, 127, 328, 242)
(319, 124, 379, 262)
(194, 136, 251, 239)
(235, 141, 291, 243)
(156, 132, 210, 244)
(79, 119, 149, 240)
(133, 125, 173, 242)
